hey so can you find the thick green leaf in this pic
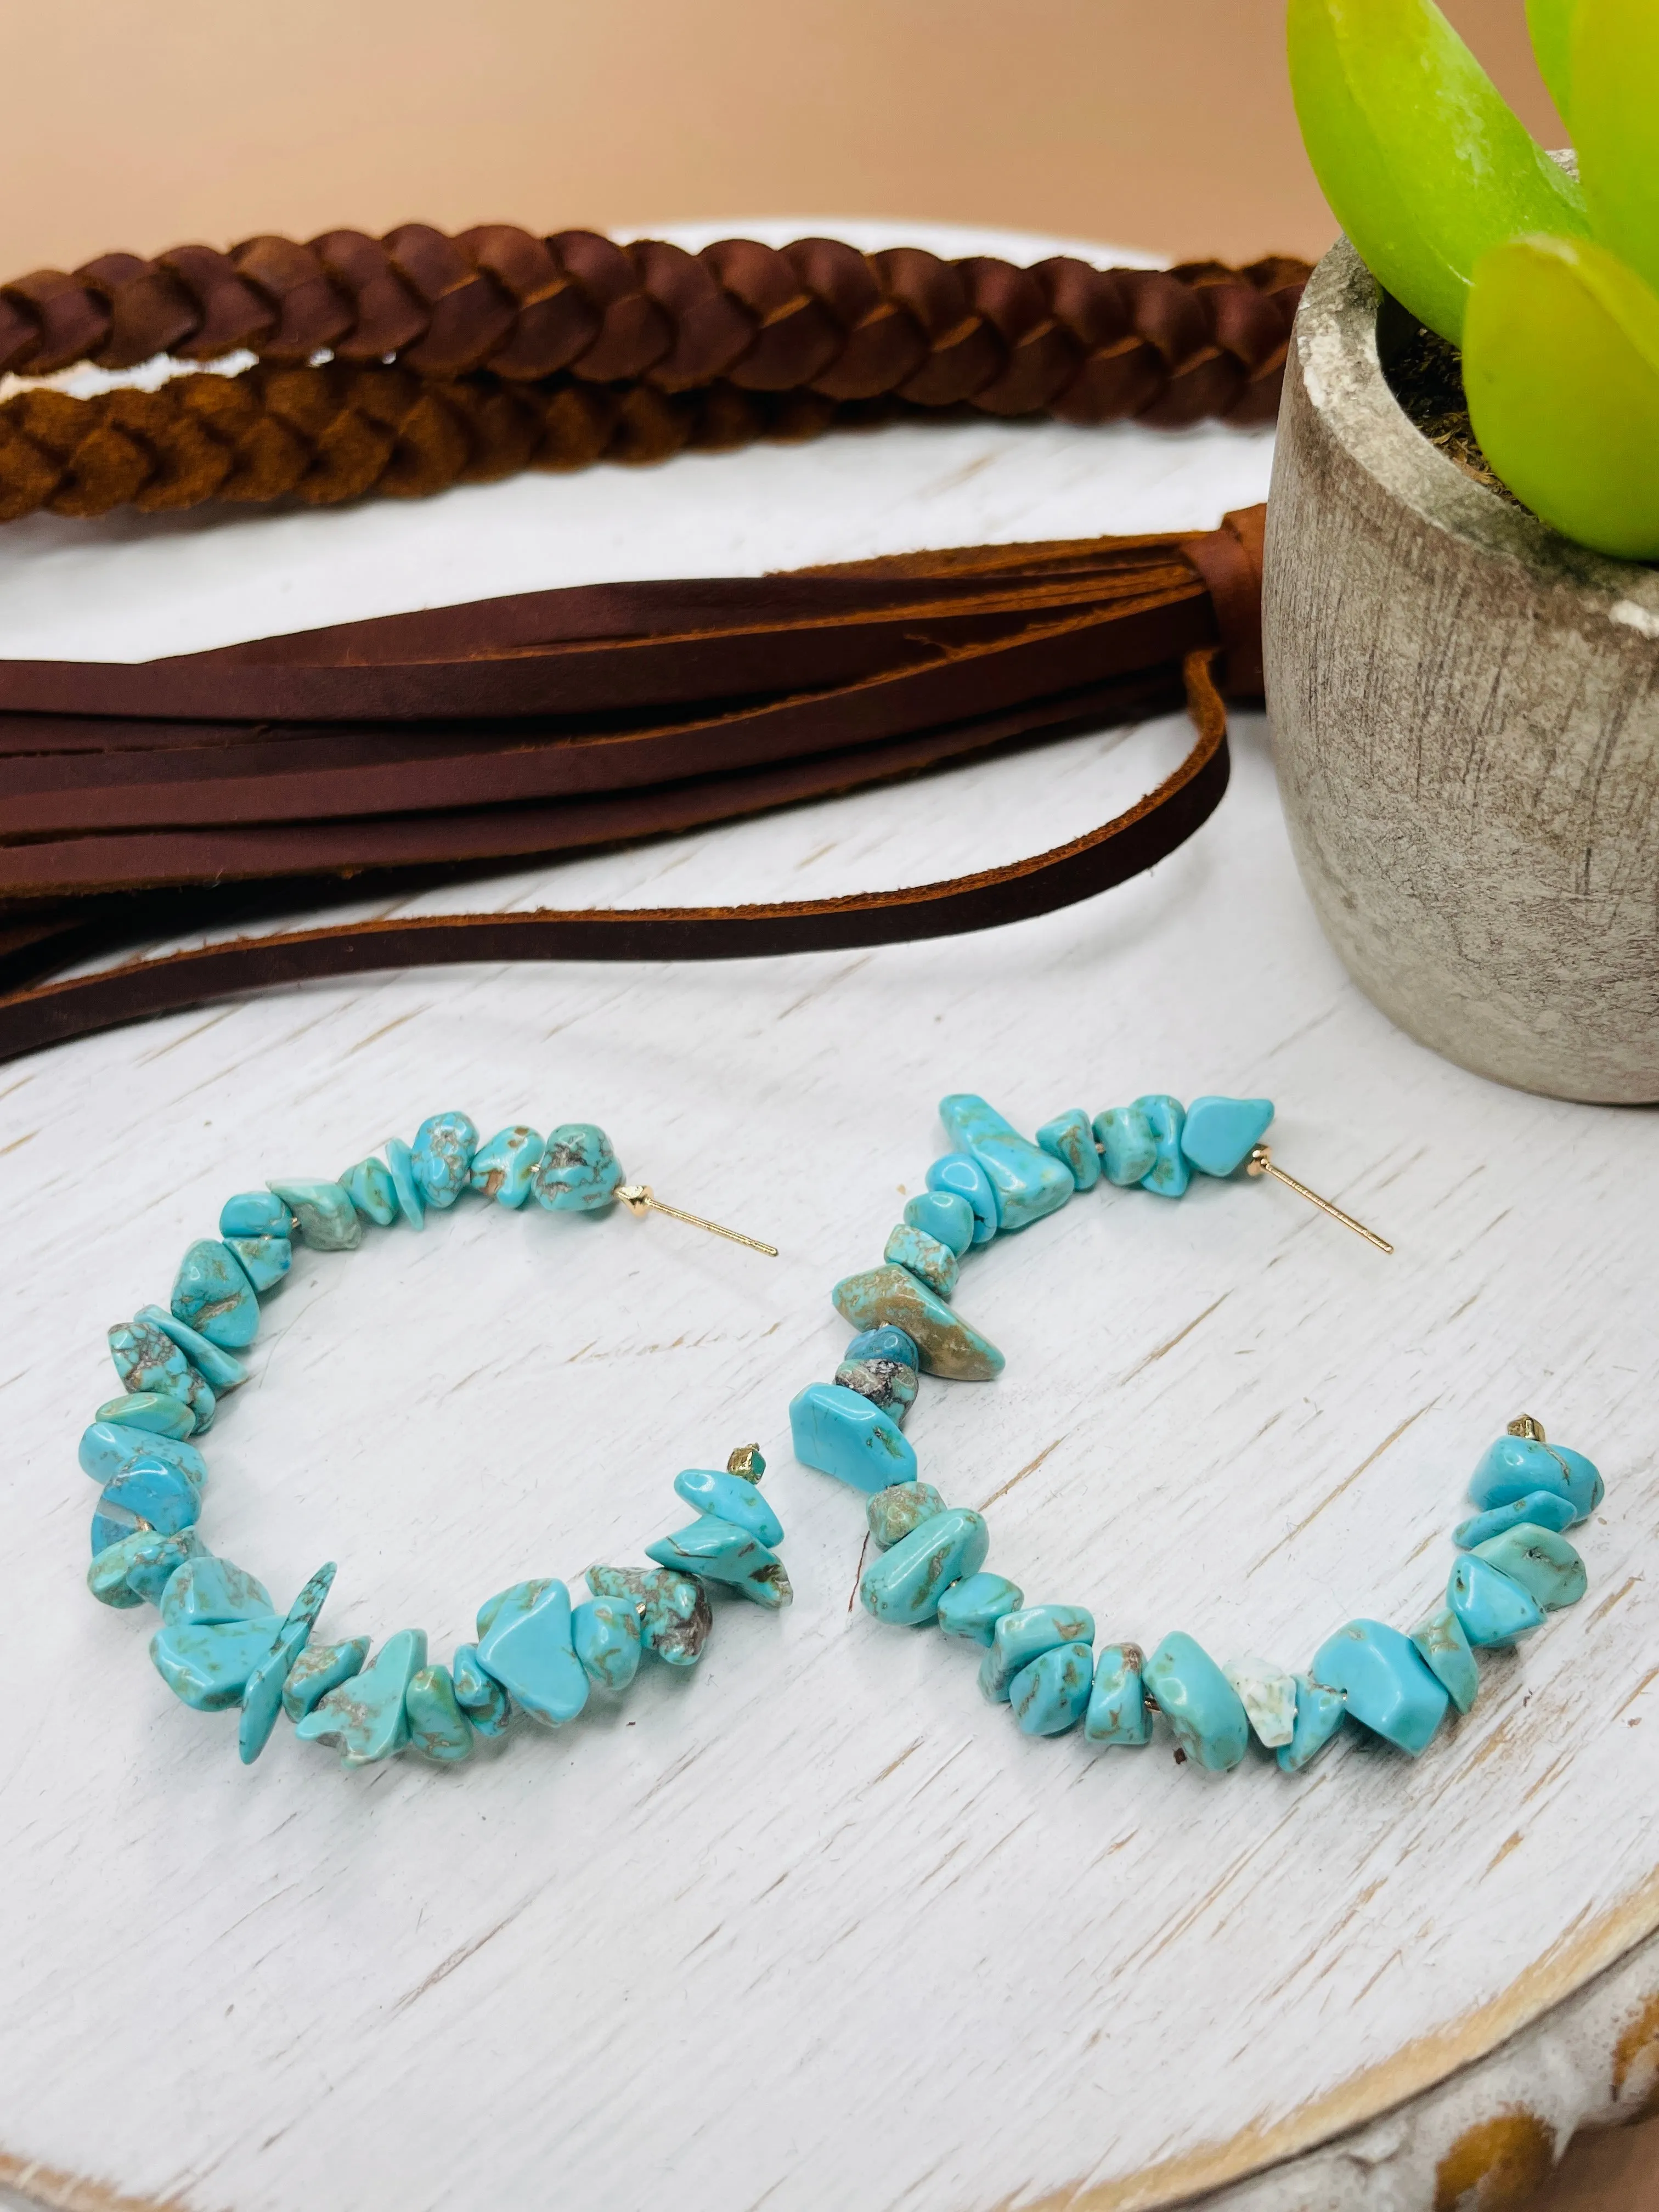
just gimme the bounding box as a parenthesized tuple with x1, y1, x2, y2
(1464, 234, 1659, 561)
(1526, 0, 1576, 122)
(1288, 0, 1587, 343)
(1574, 0, 1659, 299)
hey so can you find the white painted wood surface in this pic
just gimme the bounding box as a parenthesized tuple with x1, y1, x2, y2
(2, 223, 1656, 2212)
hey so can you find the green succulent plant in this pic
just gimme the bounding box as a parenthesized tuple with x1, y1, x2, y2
(1288, 0, 1659, 561)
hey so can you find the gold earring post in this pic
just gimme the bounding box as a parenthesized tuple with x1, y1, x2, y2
(1245, 1144, 1393, 1255)
(615, 1182, 778, 1258)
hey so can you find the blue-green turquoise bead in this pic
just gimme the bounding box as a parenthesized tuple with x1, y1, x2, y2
(1276, 1675, 1348, 1772)
(1011, 1643, 1094, 1735)
(1036, 1108, 1100, 1190)
(1180, 1096, 1274, 1177)
(534, 1123, 623, 1211)
(87, 1527, 203, 1609)
(138, 1303, 248, 1393)
(832, 1265, 1003, 1380)
(883, 1222, 958, 1298)
(151, 1613, 285, 1710)
(1410, 1604, 1480, 1714)
(790, 1381, 918, 1492)
(673, 1467, 784, 1546)
(282, 1637, 370, 1722)
(267, 1179, 363, 1250)
(859, 1506, 989, 1626)
(383, 1141, 425, 1229)
(834, 1355, 918, 1424)
(939, 1094, 1073, 1230)
(1468, 1435, 1602, 1521)
(161, 1555, 272, 1626)
(404, 1665, 475, 1762)
(1471, 1525, 1585, 1611)
(846, 1325, 919, 1371)
(586, 1564, 712, 1667)
(1143, 1632, 1250, 1768)
(924, 1153, 998, 1245)
(1454, 1491, 1576, 1548)
(339, 1159, 398, 1227)
(80, 1420, 206, 1489)
(92, 1458, 200, 1554)
(239, 1616, 315, 1763)
(1085, 1643, 1152, 1745)
(979, 1604, 1096, 1702)
(470, 1125, 544, 1208)
(1449, 1556, 1547, 1646)
(647, 1519, 792, 1607)
(411, 1112, 478, 1207)
(936, 1571, 1024, 1645)
(170, 1239, 259, 1350)
(866, 1481, 946, 1549)
(1311, 1620, 1450, 1753)
(109, 1317, 216, 1431)
(1093, 1105, 1158, 1186)
(219, 1192, 293, 1239)
(450, 1642, 512, 1734)
(1135, 1096, 1189, 1197)
(572, 1597, 644, 1691)
(93, 1390, 197, 1440)
(477, 1579, 588, 1723)
(223, 1234, 292, 1294)
(902, 1190, 975, 1256)
(296, 1629, 426, 1763)
(283, 1561, 338, 1640)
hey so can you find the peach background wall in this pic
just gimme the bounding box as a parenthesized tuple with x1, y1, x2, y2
(0, 0, 1561, 276)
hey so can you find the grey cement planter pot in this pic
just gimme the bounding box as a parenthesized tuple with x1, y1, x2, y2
(1262, 237, 1659, 1104)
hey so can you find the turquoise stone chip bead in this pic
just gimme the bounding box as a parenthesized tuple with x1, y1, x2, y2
(109, 1317, 216, 1430)
(936, 1571, 1024, 1646)
(1410, 1605, 1480, 1715)
(846, 1325, 919, 1371)
(1143, 1633, 1250, 1769)
(283, 1637, 370, 1722)
(860, 1506, 989, 1627)
(450, 1643, 511, 1734)
(267, 1178, 364, 1251)
(87, 1527, 203, 1609)
(832, 1265, 1003, 1380)
(1135, 1095, 1189, 1197)
(1468, 1434, 1602, 1521)
(1277, 1675, 1348, 1773)
(647, 1519, 792, 1607)
(979, 1604, 1096, 1703)
(411, 1111, 478, 1207)
(1180, 1096, 1275, 1177)
(883, 1222, 959, 1299)
(867, 1481, 946, 1549)
(1036, 1107, 1101, 1190)
(1454, 1491, 1576, 1548)
(283, 1560, 338, 1639)
(1085, 1643, 1152, 1745)
(476, 1578, 589, 1724)
(470, 1125, 544, 1207)
(534, 1122, 623, 1211)
(1472, 1525, 1586, 1611)
(1449, 1555, 1547, 1646)
(240, 1616, 316, 1764)
(170, 1239, 260, 1350)
(939, 1093, 1073, 1230)
(673, 1467, 783, 1546)
(404, 1665, 475, 1762)
(1311, 1620, 1451, 1754)
(1093, 1105, 1158, 1186)
(220, 1192, 294, 1239)
(137, 1304, 249, 1393)
(834, 1356, 917, 1424)
(587, 1565, 712, 1667)
(161, 1555, 273, 1626)
(924, 1154, 998, 1245)
(80, 1420, 206, 1488)
(296, 1629, 427, 1763)
(572, 1597, 644, 1691)
(384, 1141, 425, 1229)
(338, 1159, 397, 1227)
(93, 1459, 200, 1553)
(790, 1380, 918, 1493)
(902, 1189, 975, 1256)
(93, 1390, 197, 1440)
(223, 1234, 292, 1295)
(1223, 1655, 1299, 1747)
(1010, 1642, 1094, 1735)
(151, 1613, 286, 1710)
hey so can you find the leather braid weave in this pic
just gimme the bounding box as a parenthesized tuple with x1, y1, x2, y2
(0, 230, 1309, 428)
